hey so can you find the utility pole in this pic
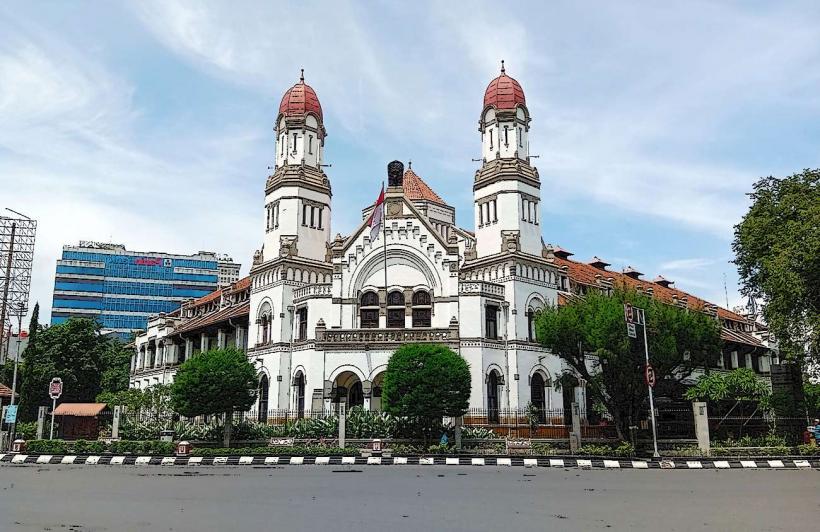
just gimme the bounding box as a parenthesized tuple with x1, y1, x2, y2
(640, 308, 660, 458)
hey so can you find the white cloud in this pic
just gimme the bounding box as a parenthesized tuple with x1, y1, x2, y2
(5, 0, 820, 325)
(130, 1, 820, 239)
(0, 17, 261, 324)
(659, 258, 718, 272)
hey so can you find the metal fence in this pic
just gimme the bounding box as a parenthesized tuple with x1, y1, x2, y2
(708, 415, 807, 443)
(463, 408, 618, 440)
(655, 408, 696, 439)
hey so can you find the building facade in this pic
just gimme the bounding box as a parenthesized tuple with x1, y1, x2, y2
(51, 242, 239, 340)
(130, 66, 774, 420)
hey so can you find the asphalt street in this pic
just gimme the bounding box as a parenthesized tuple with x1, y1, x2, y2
(0, 465, 817, 531)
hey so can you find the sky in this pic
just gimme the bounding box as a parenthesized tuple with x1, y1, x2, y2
(2, 0, 819, 326)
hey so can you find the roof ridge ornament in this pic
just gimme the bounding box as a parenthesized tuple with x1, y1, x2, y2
(500, 59, 505, 74)
(300, 68, 305, 83)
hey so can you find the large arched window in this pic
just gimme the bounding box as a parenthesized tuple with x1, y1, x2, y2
(526, 297, 545, 342)
(530, 372, 548, 423)
(412, 290, 431, 328)
(258, 302, 272, 344)
(360, 291, 379, 328)
(487, 370, 501, 424)
(387, 291, 405, 328)
(293, 372, 306, 418)
(257, 374, 269, 422)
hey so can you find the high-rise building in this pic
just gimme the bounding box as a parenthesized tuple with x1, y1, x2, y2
(216, 255, 241, 287)
(51, 242, 239, 339)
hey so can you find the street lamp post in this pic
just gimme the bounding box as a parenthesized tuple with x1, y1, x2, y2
(7, 308, 23, 449)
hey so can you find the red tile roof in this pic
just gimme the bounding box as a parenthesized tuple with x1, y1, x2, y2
(191, 288, 222, 307)
(484, 62, 526, 110)
(226, 276, 251, 293)
(53, 403, 108, 417)
(403, 168, 446, 204)
(279, 71, 323, 121)
(0, 383, 16, 398)
(554, 256, 748, 323)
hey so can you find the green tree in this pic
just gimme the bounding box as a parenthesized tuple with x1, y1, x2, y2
(170, 348, 258, 447)
(535, 287, 722, 440)
(685, 368, 771, 406)
(17, 317, 121, 421)
(381, 344, 470, 443)
(99, 340, 133, 395)
(732, 169, 820, 365)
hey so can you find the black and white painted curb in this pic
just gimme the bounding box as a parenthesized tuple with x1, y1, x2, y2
(2, 453, 818, 469)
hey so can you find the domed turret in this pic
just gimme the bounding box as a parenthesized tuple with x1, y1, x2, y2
(274, 70, 326, 169)
(278, 69, 323, 120)
(478, 61, 530, 162)
(483, 60, 526, 111)
(265, 70, 332, 264)
(473, 61, 541, 260)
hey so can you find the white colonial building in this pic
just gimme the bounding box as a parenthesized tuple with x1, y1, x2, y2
(132, 64, 774, 421)
(243, 65, 572, 417)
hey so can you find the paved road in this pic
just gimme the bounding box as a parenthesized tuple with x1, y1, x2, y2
(0, 465, 817, 531)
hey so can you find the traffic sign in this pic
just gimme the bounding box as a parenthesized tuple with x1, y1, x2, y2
(627, 322, 637, 338)
(49, 377, 63, 400)
(644, 364, 656, 388)
(624, 303, 634, 323)
(4, 405, 18, 424)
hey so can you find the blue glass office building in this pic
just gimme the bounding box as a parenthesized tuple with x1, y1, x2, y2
(51, 242, 234, 340)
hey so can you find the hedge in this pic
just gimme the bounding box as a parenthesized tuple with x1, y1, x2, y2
(190, 446, 357, 457)
(24, 439, 174, 455)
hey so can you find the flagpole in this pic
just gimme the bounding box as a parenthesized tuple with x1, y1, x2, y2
(382, 181, 388, 302)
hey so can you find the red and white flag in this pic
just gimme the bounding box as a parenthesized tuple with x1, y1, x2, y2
(368, 185, 385, 241)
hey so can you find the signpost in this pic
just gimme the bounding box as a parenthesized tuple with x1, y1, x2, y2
(48, 377, 62, 440)
(625, 304, 660, 458)
(4, 404, 17, 424)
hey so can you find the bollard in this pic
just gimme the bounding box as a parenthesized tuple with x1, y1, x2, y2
(176, 440, 192, 457)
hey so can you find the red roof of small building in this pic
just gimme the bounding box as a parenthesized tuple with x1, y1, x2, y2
(279, 70, 323, 121)
(53, 403, 108, 417)
(0, 383, 16, 398)
(403, 168, 446, 205)
(484, 61, 526, 110)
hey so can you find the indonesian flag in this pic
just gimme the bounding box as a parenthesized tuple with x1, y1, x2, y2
(368, 185, 385, 241)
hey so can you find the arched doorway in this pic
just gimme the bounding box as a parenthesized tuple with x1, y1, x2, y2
(530, 372, 547, 423)
(257, 374, 269, 422)
(333, 371, 364, 409)
(487, 370, 501, 424)
(349, 381, 364, 408)
(293, 372, 306, 418)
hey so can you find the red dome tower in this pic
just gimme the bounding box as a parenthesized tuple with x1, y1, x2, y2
(278, 69, 323, 121)
(473, 60, 540, 260)
(483, 60, 526, 111)
(274, 69, 327, 170)
(265, 70, 332, 264)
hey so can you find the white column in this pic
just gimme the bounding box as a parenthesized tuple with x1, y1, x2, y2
(217, 329, 227, 349)
(200, 333, 208, 353)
